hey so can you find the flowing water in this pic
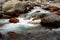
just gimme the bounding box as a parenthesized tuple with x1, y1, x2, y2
(0, 7, 59, 34)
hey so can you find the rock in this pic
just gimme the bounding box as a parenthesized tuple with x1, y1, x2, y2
(9, 18, 19, 23)
(0, 33, 3, 38)
(0, 12, 12, 19)
(30, 12, 50, 18)
(32, 17, 39, 21)
(56, 10, 60, 15)
(2, 1, 34, 13)
(52, 11, 60, 16)
(41, 14, 60, 28)
(15, 1, 28, 13)
(2, 15, 12, 19)
(7, 32, 20, 40)
(2, 1, 15, 12)
(48, 6, 59, 12)
(2, 1, 35, 18)
(2, 1, 41, 13)
(4, 10, 21, 17)
(27, 1, 41, 7)
(2, 1, 41, 17)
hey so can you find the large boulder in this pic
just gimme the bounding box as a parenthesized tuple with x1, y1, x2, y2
(41, 14, 60, 28)
(2, 1, 41, 17)
(2, 0, 21, 12)
(2, 1, 33, 17)
(2, 1, 41, 13)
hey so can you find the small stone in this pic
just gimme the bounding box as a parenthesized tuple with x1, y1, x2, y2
(9, 18, 19, 23)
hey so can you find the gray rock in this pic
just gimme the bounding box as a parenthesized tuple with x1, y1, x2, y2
(41, 14, 60, 28)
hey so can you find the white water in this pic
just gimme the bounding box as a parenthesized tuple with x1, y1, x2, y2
(27, 7, 50, 16)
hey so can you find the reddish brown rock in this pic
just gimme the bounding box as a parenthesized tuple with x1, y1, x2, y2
(48, 6, 59, 12)
(9, 18, 19, 23)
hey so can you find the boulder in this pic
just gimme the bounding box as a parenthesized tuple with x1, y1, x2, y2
(41, 14, 60, 28)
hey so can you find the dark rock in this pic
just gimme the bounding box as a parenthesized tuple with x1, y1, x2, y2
(41, 14, 60, 28)
(0, 33, 3, 38)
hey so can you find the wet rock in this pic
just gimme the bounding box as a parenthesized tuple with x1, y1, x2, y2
(9, 18, 19, 23)
(0, 33, 3, 38)
(41, 14, 60, 28)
